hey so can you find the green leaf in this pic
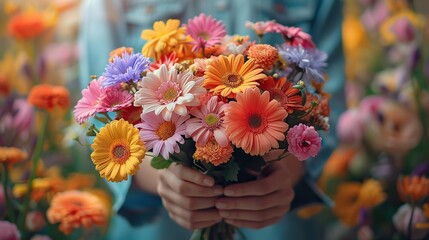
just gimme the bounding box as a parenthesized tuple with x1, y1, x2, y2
(151, 156, 173, 169)
(222, 161, 240, 182)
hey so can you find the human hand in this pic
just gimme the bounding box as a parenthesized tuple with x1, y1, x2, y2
(215, 160, 298, 229)
(157, 164, 223, 230)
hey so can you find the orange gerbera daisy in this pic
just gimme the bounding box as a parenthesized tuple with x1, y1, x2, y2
(108, 47, 134, 62)
(247, 44, 278, 70)
(7, 11, 49, 40)
(0, 146, 27, 165)
(27, 84, 70, 111)
(224, 88, 288, 156)
(47, 190, 108, 234)
(424, 203, 429, 219)
(261, 76, 304, 113)
(397, 176, 429, 203)
(204, 54, 266, 98)
(193, 138, 233, 166)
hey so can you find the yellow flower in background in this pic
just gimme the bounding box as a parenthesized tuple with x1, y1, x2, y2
(91, 119, 146, 182)
(0, 147, 28, 165)
(141, 19, 192, 61)
(296, 203, 325, 219)
(13, 178, 53, 201)
(380, 10, 425, 45)
(333, 179, 385, 226)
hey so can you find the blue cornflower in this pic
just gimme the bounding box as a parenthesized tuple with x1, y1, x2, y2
(278, 45, 327, 84)
(102, 52, 151, 88)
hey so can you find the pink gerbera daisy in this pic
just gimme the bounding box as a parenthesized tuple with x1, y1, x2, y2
(185, 13, 226, 52)
(186, 96, 229, 147)
(136, 112, 189, 160)
(73, 77, 105, 124)
(98, 87, 134, 112)
(134, 64, 206, 121)
(224, 88, 288, 156)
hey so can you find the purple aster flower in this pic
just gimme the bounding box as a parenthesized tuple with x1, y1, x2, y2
(102, 52, 151, 88)
(278, 45, 327, 84)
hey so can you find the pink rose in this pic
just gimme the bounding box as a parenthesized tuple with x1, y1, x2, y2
(392, 17, 415, 43)
(0, 221, 20, 240)
(286, 124, 321, 161)
(336, 109, 365, 145)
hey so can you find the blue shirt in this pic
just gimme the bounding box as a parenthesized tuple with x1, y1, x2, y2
(79, 0, 345, 239)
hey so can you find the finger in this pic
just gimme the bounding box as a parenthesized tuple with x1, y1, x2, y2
(168, 164, 215, 186)
(163, 199, 221, 223)
(169, 213, 221, 231)
(160, 170, 223, 197)
(219, 205, 290, 221)
(158, 182, 219, 210)
(216, 189, 294, 210)
(224, 216, 282, 229)
(223, 167, 290, 197)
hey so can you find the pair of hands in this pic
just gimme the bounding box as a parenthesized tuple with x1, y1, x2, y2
(157, 160, 297, 230)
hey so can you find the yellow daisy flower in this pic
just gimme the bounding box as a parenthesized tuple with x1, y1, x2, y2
(204, 54, 266, 98)
(91, 119, 146, 182)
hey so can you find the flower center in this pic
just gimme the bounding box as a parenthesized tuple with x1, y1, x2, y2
(205, 113, 220, 128)
(156, 121, 176, 140)
(223, 73, 244, 88)
(248, 113, 267, 133)
(110, 139, 131, 164)
(301, 140, 311, 147)
(156, 81, 181, 104)
(198, 32, 210, 41)
(269, 89, 286, 104)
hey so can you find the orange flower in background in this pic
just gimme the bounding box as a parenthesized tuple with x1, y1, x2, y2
(0, 147, 27, 165)
(47, 190, 108, 234)
(423, 203, 429, 219)
(109, 47, 134, 62)
(64, 173, 96, 190)
(0, 73, 11, 96)
(333, 179, 385, 226)
(28, 84, 70, 111)
(193, 138, 233, 166)
(397, 176, 429, 203)
(7, 11, 50, 40)
(247, 44, 278, 70)
(13, 178, 54, 201)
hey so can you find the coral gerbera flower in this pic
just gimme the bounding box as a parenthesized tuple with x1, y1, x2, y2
(47, 190, 108, 234)
(224, 88, 288, 156)
(149, 52, 178, 72)
(28, 84, 70, 111)
(193, 138, 233, 166)
(98, 87, 134, 112)
(136, 112, 189, 160)
(90, 119, 146, 182)
(102, 52, 151, 88)
(74, 77, 104, 124)
(186, 96, 229, 147)
(397, 176, 429, 203)
(134, 64, 206, 121)
(0, 147, 27, 165)
(7, 11, 50, 40)
(141, 19, 191, 61)
(247, 44, 278, 70)
(185, 13, 226, 52)
(260, 77, 303, 113)
(204, 54, 266, 98)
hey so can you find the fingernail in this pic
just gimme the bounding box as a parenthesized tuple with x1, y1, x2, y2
(214, 188, 223, 195)
(219, 211, 229, 217)
(203, 178, 213, 186)
(224, 189, 234, 196)
(216, 202, 227, 209)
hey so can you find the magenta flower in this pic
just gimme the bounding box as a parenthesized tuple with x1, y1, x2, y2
(73, 77, 105, 124)
(186, 96, 229, 147)
(267, 23, 315, 49)
(185, 13, 226, 52)
(0, 221, 20, 240)
(136, 111, 189, 160)
(98, 86, 134, 112)
(12, 99, 34, 134)
(286, 123, 321, 161)
(336, 109, 365, 145)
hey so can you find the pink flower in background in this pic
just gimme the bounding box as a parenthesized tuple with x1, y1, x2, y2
(98, 87, 133, 112)
(336, 109, 365, 145)
(360, 0, 390, 30)
(12, 99, 34, 134)
(30, 235, 52, 240)
(185, 13, 226, 52)
(43, 42, 78, 66)
(26, 211, 46, 231)
(186, 96, 229, 147)
(245, 20, 277, 36)
(73, 77, 105, 124)
(136, 111, 189, 160)
(0, 221, 20, 240)
(134, 64, 206, 121)
(268, 24, 315, 49)
(359, 95, 385, 120)
(286, 123, 321, 161)
(393, 204, 428, 239)
(392, 17, 415, 42)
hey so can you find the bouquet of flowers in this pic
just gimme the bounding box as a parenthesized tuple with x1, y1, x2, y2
(317, 0, 429, 239)
(74, 14, 330, 240)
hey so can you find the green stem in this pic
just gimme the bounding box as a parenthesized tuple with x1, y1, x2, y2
(101, 112, 114, 122)
(2, 163, 16, 223)
(407, 204, 415, 240)
(18, 111, 49, 232)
